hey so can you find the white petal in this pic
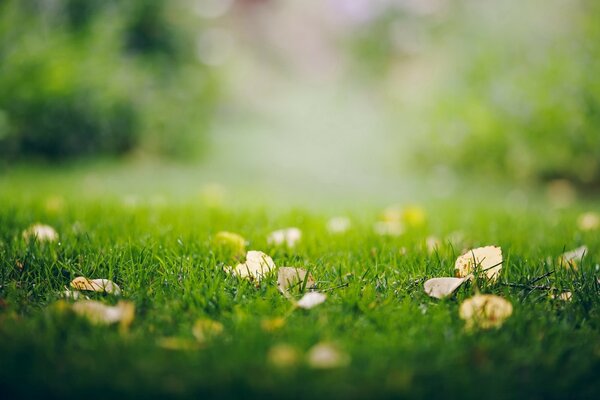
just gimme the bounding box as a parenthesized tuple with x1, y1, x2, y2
(277, 267, 316, 297)
(22, 224, 59, 242)
(423, 277, 468, 299)
(267, 228, 302, 247)
(306, 342, 350, 369)
(327, 217, 351, 234)
(229, 251, 276, 282)
(296, 292, 327, 309)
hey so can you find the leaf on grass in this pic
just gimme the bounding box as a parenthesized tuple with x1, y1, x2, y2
(267, 343, 300, 368)
(559, 246, 587, 270)
(455, 246, 502, 282)
(296, 292, 326, 309)
(261, 317, 286, 332)
(459, 294, 512, 330)
(327, 217, 351, 234)
(424, 276, 471, 299)
(277, 267, 316, 298)
(157, 337, 200, 351)
(22, 224, 58, 242)
(306, 342, 350, 369)
(70, 277, 121, 296)
(214, 231, 246, 256)
(267, 227, 302, 247)
(192, 318, 224, 343)
(578, 212, 600, 231)
(225, 250, 276, 282)
(72, 300, 134, 328)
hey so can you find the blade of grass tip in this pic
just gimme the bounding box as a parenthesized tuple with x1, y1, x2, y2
(528, 270, 555, 285)
(319, 282, 349, 293)
(360, 266, 372, 282)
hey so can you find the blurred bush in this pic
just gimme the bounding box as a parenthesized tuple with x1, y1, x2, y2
(0, 0, 219, 160)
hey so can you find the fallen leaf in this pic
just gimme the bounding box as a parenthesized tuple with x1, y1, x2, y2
(459, 294, 512, 330)
(578, 212, 600, 231)
(261, 317, 286, 332)
(157, 337, 200, 351)
(277, 267, 316, 298)
(424, 276, 471, 299)
(214, 231, 246, 256)
(327, 217, 351, 234)
(402, 205, 427, 228)
(306, 342, 350, 369)
(267, 344, 300, 368)
(22, 224, 58, 242)
(296, 292, 326, 309)
(70, 277, 121, 296)
(192, 318, 224, 342)
(559, 246, 588, 270)
(455, 246, 502, 282)
(267, 227, 302, 247)
(72, 300, 135, 329)
(225, 250, 276, 282)
(550, 291, 573, 301)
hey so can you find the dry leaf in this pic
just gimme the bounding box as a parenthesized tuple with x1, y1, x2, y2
(267, 344, 300, 368)
(424, 276, 470, 299)
(327, 217, 351, 234)
(261, 317, 286, 332)
(459, 294, 512, 330)
(70, 277, 121, 296)
(296, 292, 327, 309)
(306, 342, 350, 369)
(192, 318, 224, 342)
(214, 231, 246, 255)
(22, 224, 58, 242)
(578, 212, 600, 231)
(559, 246, 588, 270)
(72, 300, 135, 329)
(157, 337, 200, 351)
(267, 228, 302, 247)
(226, 250, 276, 282)
(455, 246, 502, 281)
(277, 267, 316, 298)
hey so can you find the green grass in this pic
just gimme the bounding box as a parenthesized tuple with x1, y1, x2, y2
(1, 181, 599, 399)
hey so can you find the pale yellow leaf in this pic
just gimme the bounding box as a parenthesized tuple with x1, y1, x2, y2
(72, 300, 134, 329)
(459, 294, 512, 330)
(70, 277, 121, 296)
(22, 224, 58, 242)
(214, 231, 246, 255)
(296, 292, 326, 309)
(277, 267, 316, 298)
(192, 318, 224, 343)
(267, 344, 300, 368)
(559, 246, 587, 270)
(267, 227, 302, 247)
(306, 342, 350, 369)
(455, 246, 502, 281)
(226, 250, 276, 282)
(578, 212, 600, 231)
(423, 276, 470, 299)
(261, 317, 286, 332)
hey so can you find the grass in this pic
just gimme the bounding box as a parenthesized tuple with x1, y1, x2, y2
(1, 173, 599, 399)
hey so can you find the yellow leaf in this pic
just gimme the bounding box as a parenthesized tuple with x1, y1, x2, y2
(192, 318, 224, 343)
(70, 277, 121, 296)
(214, 231, 246, 256)
(578, 212, 600, 231)
(261, 317, 286, 332)
(459, 294, 512, 330)
(455, 246, 502, 282)
(22, 224, 58, 242)
(267, 344, 300, 368)
(277, 267, 316, 298)
(402, 205, 427, 228)
(225, 250, 276, 282)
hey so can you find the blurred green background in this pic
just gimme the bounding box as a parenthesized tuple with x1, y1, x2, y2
(1, 0, 599, 196)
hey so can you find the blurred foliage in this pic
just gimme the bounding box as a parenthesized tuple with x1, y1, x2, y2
(344, 0, 600, 189)
(0, 0, 219, 160)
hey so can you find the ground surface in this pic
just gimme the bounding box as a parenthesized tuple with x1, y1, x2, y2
(1, 169, 599, 399)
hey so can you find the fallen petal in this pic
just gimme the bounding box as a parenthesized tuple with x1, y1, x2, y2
(267, 228, 302, 248)
(72, 300, 134, 328)
(424, 277, 468, 299)
(459, 294, 512, 330)
(559, 246, 588, 270)
(277, 267, 316, 298)
(227, 250, 276, 282)
(296, 292, 327, 309)
(22, 224, 59, 242)
(455, 246, 502, 281)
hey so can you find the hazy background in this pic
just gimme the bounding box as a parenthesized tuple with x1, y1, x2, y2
(1, 0, 599, 207)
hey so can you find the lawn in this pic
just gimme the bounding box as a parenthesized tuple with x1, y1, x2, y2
(0, 169, 599, 399)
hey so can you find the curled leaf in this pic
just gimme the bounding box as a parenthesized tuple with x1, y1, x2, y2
(459, 294, 512, 330)
(225, 250, 276, 282)
(327, 217, 351, 234)
(424, 276, 470, 299)
(192, 318, 224, 343)
(70, 277, 121, 296)
(214, 231, 246, 256)
(559, 246, 587, 270)
(267, 343, 300, 368)
(296, 292, 326, 309)
(277, 267, 316, 298)
(72, 300, 134, 329)
(22, 224, 58, 242)
(455, 246, 502, 282)
(306, 342, 350, 369)
(267, 227, 302, 247)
